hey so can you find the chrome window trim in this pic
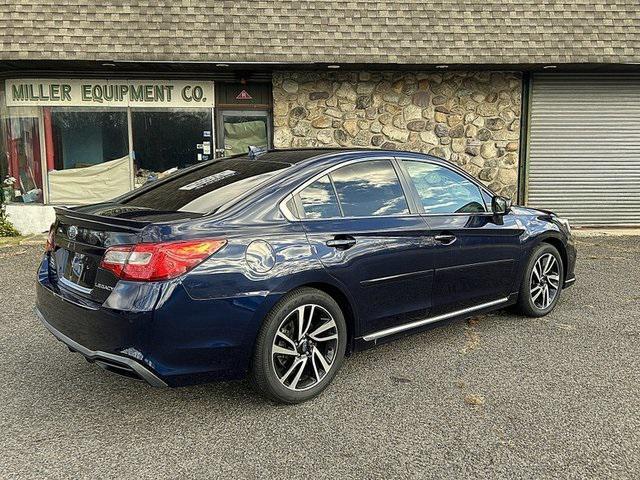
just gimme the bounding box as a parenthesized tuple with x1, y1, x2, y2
(362, 297, 509, 342)
(421, 212, 497, 217)
(278, 155, 412, 222)
(298, 212, 425, 222)
(277, 154, 502, 222)
(279, 194, 298, 222)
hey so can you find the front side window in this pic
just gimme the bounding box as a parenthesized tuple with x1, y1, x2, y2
(403, 160, 486, 214)
(299, 175, 341, 219)
(329, 160, 409, 217)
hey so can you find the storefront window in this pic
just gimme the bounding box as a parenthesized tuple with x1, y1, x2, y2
(0, 101, 43, 204)
(45, 107, 130, 204)
(131, 108, 212, 187)
(1, 79, 272, 210)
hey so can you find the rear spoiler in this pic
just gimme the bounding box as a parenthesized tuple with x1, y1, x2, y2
(53, 207, 150, 232)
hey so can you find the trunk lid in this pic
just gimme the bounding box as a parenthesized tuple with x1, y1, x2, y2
(51, 206, 150, 299)
(50, 204, 203, 301)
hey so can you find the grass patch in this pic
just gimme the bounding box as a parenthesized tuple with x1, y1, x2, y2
(0, 234, 46, 248)
(0, 204, 20, 238)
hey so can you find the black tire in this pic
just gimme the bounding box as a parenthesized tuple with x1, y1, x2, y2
(250, 287, 347, 404)
(516, 243, 564, 317)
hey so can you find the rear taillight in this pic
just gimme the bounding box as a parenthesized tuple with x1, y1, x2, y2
(100, 239, 226, 281)
(45, 224, 55, 253)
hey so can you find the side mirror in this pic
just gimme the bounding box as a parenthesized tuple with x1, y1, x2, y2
(491, 196, 512, 215)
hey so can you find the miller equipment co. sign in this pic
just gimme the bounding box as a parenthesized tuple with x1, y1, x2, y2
(5, 79, 215, 108)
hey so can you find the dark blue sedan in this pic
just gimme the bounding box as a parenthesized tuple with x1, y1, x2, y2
(35, 148, 576, 403)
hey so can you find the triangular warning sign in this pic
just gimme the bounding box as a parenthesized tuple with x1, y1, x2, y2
(236, 89, 253, 100)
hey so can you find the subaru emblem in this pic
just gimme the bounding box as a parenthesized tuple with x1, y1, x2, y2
(71, 253, 84, 277)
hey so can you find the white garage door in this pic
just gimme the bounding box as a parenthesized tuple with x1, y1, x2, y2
(527, 74, 640, 226)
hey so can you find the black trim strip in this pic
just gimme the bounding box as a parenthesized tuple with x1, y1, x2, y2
(437, 258, 514, 272)
(360, 268, 433, 287)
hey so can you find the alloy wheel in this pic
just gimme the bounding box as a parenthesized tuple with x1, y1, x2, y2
(530, 253, 560, 309)
(271, 304, 339, 391)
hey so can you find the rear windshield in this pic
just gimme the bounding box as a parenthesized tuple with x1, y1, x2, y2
(122, 158, 287, 213)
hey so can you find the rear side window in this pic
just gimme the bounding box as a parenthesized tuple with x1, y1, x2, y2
(403, 160, 486, 214)
(299, 175, 341, 219)
(330, 160, 409, 217)
(122, 159, 286, 213)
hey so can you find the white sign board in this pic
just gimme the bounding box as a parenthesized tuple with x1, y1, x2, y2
(5, 79, 215, 108)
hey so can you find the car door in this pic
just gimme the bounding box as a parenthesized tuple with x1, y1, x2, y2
(398, 158, 524, 314)
(294, 157, 439, 337)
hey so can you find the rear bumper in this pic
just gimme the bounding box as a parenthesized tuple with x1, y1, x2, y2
(35, 307, 167, 387)
(35, 255, 280, 386)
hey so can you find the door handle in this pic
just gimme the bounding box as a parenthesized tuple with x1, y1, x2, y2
(434, 234, 457, 246)
(326, 236, 356, 250)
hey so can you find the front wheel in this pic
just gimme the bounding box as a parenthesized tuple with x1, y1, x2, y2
(516, 243, 564, 317)
(250, 288, 347, 403)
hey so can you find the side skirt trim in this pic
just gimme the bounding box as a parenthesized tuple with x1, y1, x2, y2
(362, 297, 509, 342)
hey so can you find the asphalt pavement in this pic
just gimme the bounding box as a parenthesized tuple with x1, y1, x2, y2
(0, 236, 638, 479)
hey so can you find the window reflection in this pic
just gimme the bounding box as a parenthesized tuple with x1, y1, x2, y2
(299, 175, 341, 219)
(403, 161, 485, 214)
(123, 158, 286, 214)
(132, 108, 212, 186)
(330, 160, 408, 217)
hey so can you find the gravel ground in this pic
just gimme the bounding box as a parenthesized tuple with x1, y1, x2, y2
(0, 236, 638, 479)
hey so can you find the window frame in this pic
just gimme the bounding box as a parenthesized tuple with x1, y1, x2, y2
(281, 156, 420, 221)
(395, 157, 496, 216)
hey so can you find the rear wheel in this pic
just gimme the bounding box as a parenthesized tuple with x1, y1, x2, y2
(516, 243, 564, 317)
(250, 288, 347, 403)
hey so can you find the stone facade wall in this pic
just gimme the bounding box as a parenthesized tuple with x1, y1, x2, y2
(273, 71, 522, 199)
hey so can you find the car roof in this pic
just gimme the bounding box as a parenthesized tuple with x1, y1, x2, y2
(238, 148, 344, 165)
(242, 147, 433, 166)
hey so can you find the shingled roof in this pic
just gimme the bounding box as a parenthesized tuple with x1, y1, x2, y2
(0, 1, 638, 65)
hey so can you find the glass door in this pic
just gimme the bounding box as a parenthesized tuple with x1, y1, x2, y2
(216, 110, 271, 157)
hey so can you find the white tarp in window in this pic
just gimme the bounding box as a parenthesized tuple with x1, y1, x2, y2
(47, 155, 131, 204)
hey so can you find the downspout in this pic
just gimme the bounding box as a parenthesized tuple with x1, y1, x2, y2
(517, 72, 532, 205)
